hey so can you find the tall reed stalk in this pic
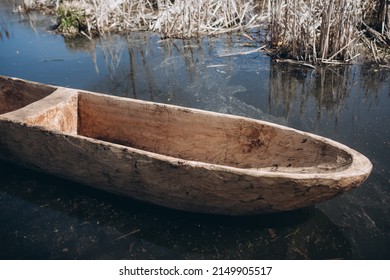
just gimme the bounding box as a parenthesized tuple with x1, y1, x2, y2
(268, 0, 363, 63)
(55, 0, 261, 38)
(22, 0, 390, 63)
(266, 0, 390, 63)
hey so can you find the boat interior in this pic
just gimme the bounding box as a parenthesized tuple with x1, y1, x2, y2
(0, 76, 353, 173)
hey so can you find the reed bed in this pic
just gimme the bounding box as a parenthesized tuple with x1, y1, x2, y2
(265, 0, 390, 63)
(51, 0, 262, 38)
(19, 0, 390, 63)
(266, 0, 363, 63)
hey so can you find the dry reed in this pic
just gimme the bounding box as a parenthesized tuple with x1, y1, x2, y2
(54, 0, 262, 38)
(265, 0, 390, 63)
(266, 0, 363, 63)
(19, 0, 390, 63)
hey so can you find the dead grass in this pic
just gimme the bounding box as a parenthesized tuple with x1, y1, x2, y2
(53, 0, 262, 38)
(19, 0, 390, 64)
(264, 0, 390, 64)
(265, 0, 363, 63)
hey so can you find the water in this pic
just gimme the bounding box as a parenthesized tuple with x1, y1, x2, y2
(0, 3, 389, 259)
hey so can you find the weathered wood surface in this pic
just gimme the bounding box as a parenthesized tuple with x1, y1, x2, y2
(0, 77, 54, 114)
(0, 75, 373, 215)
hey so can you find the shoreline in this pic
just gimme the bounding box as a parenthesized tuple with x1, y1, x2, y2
(15, 0, 390, 65)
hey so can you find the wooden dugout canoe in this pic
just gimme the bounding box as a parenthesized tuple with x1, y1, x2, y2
(0, 75, 372, 215)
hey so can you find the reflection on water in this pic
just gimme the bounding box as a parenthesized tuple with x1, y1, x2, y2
(0, 13, 8, 40)
(0, 3, 389, 259)
(267, 63, 389, 131)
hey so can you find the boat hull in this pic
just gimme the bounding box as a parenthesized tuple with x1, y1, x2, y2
(0, 76, 372, 215)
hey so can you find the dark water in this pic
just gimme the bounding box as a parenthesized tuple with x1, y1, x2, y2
(0, 3, 389, 259)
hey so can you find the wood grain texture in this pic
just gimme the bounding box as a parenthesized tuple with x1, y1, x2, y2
(0, 75, 373, 215)
(78, 92, 353, 173)
(0, 76, 54, 114)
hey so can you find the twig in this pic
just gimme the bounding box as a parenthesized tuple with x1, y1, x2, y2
(242, 32, 255, 41)
(207, 64, 228, 68)
(217, 45, 266, 57)
(326, 37, 358, 62)
(111, 229, 140, 242)
(363, 21, 388, 46)
(275, 58, 317, 69)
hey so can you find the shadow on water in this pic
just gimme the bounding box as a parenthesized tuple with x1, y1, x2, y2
(0, 161, 352, 260)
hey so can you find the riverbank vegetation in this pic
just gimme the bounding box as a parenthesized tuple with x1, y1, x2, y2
(265, 0, 390, 64)
(19, 0, 390, 64)
(21, 0, 263, 38)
